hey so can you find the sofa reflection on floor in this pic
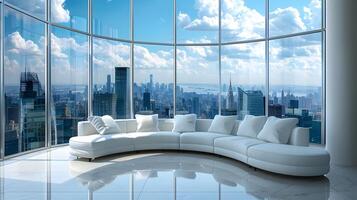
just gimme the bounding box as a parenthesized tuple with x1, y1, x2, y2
(69, 153, 330, 200)
(69, 119, 330, 177)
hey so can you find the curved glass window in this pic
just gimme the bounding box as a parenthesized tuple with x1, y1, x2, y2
(269, 0, 322, 36)
(269, 33, 322, 143)
(51, 27, 88, 145)
(221, 0, 265, 42)
(0, 0, 326, 157)
(134, 44, 174, 118)
(6, 0, 45, 19)
(51, 0, 88, 32)
(221, 42, 266, 119)
(4, 7, 46, 156)
(92, 0, 130, 39)
(93, 37, 131, 119)
(176, 46, 219, 119)
(177, 0, 219, 44)
(134, 0, 173, 43)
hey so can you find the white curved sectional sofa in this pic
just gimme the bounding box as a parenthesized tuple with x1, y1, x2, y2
(69, 119, 330, 177)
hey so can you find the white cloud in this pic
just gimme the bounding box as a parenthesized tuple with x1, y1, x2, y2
(269, 7, 306, 35)
(303, 0, 322, 30)
(51, 0, 70, 23)
(4, 32, 45, 84)
(51, 33, 88, 85)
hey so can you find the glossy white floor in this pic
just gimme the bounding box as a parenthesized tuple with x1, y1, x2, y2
(0, 147, 356, 200)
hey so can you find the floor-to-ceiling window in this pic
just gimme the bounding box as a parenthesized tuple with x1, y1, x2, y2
(3, 7, 46, 156)
(0, 0, 325, 158)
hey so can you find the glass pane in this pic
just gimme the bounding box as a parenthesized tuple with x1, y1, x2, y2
(4, 8, 46, 156)
(51, 27, 89, 145)
(176, 46, 219, 119)
(93, 0, 130, 39)
(221, 42, 266, 119)
(177, 0, 218, 44)
(269, 33, 322, 144)
(133, 44, 174, 118)
(93, 37, 131, 119)
(51, 0, 88, 32)
(6, 0, 45, 19)
(134, 0, 173, 43)
(221, 0, 265, 42)
(269, 0, 322, 36)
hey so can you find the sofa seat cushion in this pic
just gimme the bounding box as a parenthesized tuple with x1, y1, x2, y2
(214, 136, 266, 155)
(213, 136, 265, 162)
(69, 133, 134, 153)
(128, 131, 180, 150)
(248, 143, 330, 167)
(180, 132, 230, 153)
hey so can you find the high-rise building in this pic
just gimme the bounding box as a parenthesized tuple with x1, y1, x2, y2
(149, 74, 153, 92)
(106, 74, 111, 93)
(115, 67, 130, 119)
(192, 96, 200, 116)
(226, 78, 235, 110)
(93, 93, 117, 116)
(247, 90, 264, 116)
(143, 88, 151, 110)
(19, 72, 45, 153)
(237, 87, 248, 119)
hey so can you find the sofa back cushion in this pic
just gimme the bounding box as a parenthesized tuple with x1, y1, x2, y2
(257, 116, 298, 144)
(172, 114, 197, 133)
(236, 115, 267, 138)
(88, 115, 121, 135)
(135, 114, 160, 132)
(208, 115, 236, 135)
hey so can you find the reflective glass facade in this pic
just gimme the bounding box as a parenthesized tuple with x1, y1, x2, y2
(0, 0, 325, 157)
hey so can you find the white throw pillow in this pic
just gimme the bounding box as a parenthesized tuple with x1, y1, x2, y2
(135, 114, 160, 132)
(208, 115, 237, 135)
(236, 115, 267, 138)
(88, 115, 121, 135)
(257, 116, 298, 144)
(172, 114, 197, 133)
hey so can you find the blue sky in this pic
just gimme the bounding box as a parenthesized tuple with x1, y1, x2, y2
(4, 0, 323, 89)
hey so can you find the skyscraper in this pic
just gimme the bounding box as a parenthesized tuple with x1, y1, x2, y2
(143, 88, 151, 110)
(247, 90, 264, 116)
(115, 67, 130, 119)
(106, 74, 111, 93)
(226, 77, 235, 110)
(19, 72, 45, 153)
(237, 87, 248, 119)
(149, 74, 153, 92)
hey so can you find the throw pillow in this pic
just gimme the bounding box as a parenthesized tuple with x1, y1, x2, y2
(257, 116, 298, 144)
(236, 115, 267, 138)
(172, 114, 197, 133)
(88, 115, 121, 135)
(208, 115, 237, 135)
(135, 114, 160, 132)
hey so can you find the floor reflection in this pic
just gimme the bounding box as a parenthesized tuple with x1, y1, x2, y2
(0, 148, 330, 200)
(70, 152, 330, 200)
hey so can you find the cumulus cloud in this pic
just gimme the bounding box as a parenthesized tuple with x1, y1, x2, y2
(269, 36, 322, 86)
(4, 32, 45, 84)
(51, 0, 70, 23)
(303, 0, 322, 30)
(51, 33, 88, 85)
(269, 7, 306, 35)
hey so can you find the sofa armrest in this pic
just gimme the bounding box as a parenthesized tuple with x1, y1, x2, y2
(288, 127, 310, 146)
(78, 121, 98, 136)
